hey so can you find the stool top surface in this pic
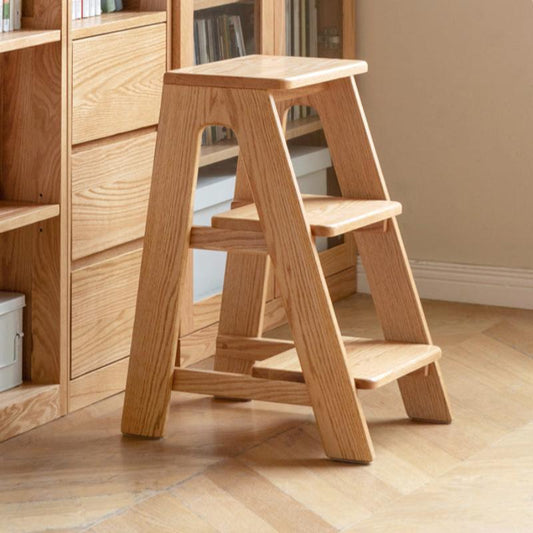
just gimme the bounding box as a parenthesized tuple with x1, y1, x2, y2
(164, 55, 368, 90)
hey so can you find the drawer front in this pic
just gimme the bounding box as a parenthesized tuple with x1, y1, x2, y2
(71, 249, 142, 378)
(72, 24, 166, 144)
(72, 131, 156, 260)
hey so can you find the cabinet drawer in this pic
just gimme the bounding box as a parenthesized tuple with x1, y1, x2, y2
(72, 24, 166, 144)
(72, 131, 156, 260)
(71, 248, 142, 378)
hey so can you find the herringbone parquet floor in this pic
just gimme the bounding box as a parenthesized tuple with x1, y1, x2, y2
(1, 294, 532, 532)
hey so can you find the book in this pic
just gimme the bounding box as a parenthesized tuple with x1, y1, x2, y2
(3, 0, 10, 32)
(193, 10, 248, 145)
(13, 0, 20, 30)
(101, 0, 115, 13)
(308, 0, 318, 57)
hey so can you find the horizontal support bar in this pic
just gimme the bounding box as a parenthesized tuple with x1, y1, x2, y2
(216, 335, 295, 362)
(189, 226, 268, 253)
(173, 368, 311, 406)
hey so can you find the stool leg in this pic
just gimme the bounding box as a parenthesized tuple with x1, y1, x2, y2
(233, 89, 374, 463)
(121, 85, 203, 438)
(309, 77, 452, 424)
(214, 158, 271, 375)
(214, 102, 289, 375)
(356, 221, 452, 423)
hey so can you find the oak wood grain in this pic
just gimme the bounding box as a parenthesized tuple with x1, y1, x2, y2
(71, 249, 142, 379)
(0, 384, 60, 441)
(173, 368, 311, 406)
(165, 55, 368, 90)
(0, 30, 60, 53)
(212, 194, 402, 237)
(0, 202, 59, 234)
(254, 337, 442, 390)
(72, 24, 166, 144)
(71, 131, 156, 259)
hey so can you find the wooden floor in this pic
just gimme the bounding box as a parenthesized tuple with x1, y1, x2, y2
(1, 294, 532, 532)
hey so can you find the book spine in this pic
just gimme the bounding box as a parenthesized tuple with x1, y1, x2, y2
(3, 0, 9, 32)
(101, 0, 115, 13)
(308, 0, 318, 57)
(13, 0, 20, 30)
(198, 18, 208, 65)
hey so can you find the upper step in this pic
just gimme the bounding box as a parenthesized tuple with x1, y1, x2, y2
(164, 55, 368, 90)
(212, 194, 402, 237)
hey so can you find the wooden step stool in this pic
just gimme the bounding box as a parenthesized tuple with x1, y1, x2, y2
(121, 55, 452, 464)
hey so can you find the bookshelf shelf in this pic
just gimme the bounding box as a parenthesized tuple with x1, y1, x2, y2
(194, 0, 252, 11)
(199, 115, 322, 167)
(71, 10, 167, 40)
(0, 384, 60, 441)
(0, 30, 61, 54)
(286, 115, 322, 140)
(0, 202, 60, 234)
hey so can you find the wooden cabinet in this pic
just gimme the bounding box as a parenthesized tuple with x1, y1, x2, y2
(66, 0, 170, 411)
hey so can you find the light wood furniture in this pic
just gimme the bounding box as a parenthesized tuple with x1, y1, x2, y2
(68, 0, 360, 414)
(0, 0, 67, 441)
(121, 55, 452, 463)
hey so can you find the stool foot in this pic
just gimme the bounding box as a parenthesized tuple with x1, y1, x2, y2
(399, 362, 452, 424)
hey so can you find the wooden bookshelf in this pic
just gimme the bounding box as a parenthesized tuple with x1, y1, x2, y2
(0, 0, 67, 442)
(0, 29, 61, 53)
(71, 11, 167, 40)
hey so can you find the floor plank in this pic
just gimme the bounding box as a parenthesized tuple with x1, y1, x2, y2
(350, 420, 533, 533)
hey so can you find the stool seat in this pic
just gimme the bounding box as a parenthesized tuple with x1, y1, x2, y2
(164, 54, 368, 90)
(212, 194, 402, 237)
(253, 337, 441, 390)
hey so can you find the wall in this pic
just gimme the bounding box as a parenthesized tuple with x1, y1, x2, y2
(356, 0, 533, 269)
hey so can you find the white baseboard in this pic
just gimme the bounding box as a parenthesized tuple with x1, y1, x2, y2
(356, 259, 533, 310)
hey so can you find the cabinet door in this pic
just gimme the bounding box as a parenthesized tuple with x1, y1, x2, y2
(71, 248, 142, 379)
(72, 24, 166, 144)
(71, 131, 156, 260)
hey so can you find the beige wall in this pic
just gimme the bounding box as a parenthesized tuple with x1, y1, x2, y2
(356, 0, 533, 269)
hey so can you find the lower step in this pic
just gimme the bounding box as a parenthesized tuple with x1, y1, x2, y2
(253, 337, 441, 390)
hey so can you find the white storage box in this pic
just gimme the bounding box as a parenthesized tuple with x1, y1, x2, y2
(193, 145, 331, 301)
(0, 292, 25, 392)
